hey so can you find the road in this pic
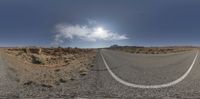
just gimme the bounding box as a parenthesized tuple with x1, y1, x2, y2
(86, 49, 200, 98)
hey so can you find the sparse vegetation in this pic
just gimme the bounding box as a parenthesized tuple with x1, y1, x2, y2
(31, 54, 45, 64)
(5, 47, 96, 67)
(3, 47, 97, 88)
(108, 45, 194, 54)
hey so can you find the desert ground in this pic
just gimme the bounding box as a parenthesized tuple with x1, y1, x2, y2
(0, 47, 97, 97)
(109, 46, 194, 54)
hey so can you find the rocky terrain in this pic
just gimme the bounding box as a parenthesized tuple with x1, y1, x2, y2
(0, 47, 97, 97)
(109, 46, 194, 54)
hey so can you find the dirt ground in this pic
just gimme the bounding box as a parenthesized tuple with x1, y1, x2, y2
(2, 47, 97, 89)
(109, 47, 194, 54)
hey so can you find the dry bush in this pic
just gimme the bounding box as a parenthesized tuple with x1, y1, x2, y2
(31, 54, 45, 64)
(110, 47, 193, 54)
(5, 47, 96, 67)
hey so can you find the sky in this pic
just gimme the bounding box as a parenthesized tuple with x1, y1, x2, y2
(1, 0, 200, 48)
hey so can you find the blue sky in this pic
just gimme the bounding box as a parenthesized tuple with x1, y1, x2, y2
(1, 0, 200, 48)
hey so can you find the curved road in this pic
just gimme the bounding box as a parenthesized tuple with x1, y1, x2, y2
(101, 49, 198, 88)
(89, 49, 200, 98)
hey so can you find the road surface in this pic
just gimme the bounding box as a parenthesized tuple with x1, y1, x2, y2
(85, 49, 200, 98)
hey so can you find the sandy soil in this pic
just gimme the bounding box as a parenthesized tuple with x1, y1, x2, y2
(109, 47, 194, 54)
(1, 48, 97, 92)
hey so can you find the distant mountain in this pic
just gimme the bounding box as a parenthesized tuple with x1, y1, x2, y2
(109, 45, 144, 48)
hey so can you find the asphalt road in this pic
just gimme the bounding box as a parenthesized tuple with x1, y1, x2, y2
(86, 49, 200, 98)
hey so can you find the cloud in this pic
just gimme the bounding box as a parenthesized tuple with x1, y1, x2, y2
(52, 22, 128, 46)
(87, 19, 98, 25)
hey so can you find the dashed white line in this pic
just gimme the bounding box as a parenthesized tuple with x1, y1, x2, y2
(101, 50, 199, 89)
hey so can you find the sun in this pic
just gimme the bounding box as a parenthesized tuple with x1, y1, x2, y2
(93, 27, 108, 39)
(96, 27, 104, 33)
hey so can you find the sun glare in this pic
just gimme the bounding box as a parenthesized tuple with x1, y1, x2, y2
(92, 27, 109, 39)
(97, 27, 104, 32)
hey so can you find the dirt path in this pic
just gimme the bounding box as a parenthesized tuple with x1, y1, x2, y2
(0, 50, 18, 97)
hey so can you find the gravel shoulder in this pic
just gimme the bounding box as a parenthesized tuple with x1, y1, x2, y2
(0, 50, 19, 97)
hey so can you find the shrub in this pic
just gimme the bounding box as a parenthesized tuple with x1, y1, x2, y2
(31, 54, 45, 64)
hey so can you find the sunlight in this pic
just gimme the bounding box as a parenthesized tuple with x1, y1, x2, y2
(96, 27, 104, 33)
(93, 27, 108, 39)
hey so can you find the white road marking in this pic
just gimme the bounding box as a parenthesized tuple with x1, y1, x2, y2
(101, 50, 199, 89)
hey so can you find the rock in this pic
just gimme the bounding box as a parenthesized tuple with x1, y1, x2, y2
(79, 68, 88, 76)
(59, 78, 67, 83)
(54, 69, 60, 72)
(40, 84, 53, 88)
(24, 81, 35, 86)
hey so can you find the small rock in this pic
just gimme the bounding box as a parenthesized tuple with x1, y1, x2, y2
(41, 84, 53, 88)
(79, 68, 88, 76)
(59, 78, 67, 83)
(54, 69, 60, 72)
(24, 81, 34, 86)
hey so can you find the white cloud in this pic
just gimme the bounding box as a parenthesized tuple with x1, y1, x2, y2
(52, 22, 128, 46)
